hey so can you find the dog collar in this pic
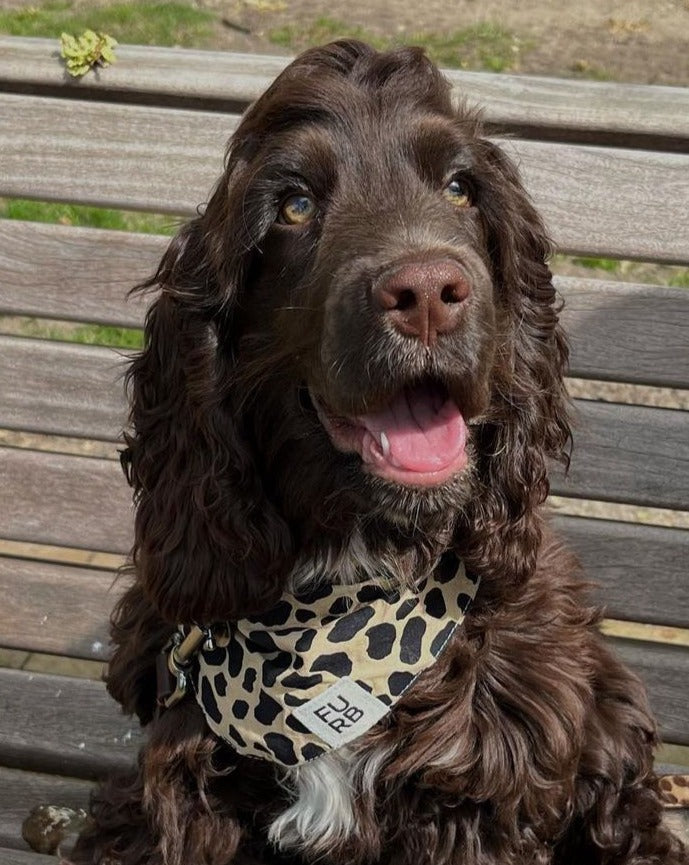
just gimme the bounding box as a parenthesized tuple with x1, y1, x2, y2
(191, 553, 479, 767)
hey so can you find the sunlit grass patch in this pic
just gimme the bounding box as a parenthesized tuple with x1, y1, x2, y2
(0, 0, 214, 47)
(1, 315, 144, 348)
(269, 17, 521, 72)
(0, 198, 178, 235)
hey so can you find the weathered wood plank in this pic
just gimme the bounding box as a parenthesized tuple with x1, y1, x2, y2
(0, 447, 132, 554)
(609, 639, 689, 746)
(1, 518, 687, 665)
(0, 668, 142, 779)
(0, 337, 128, 440)
(0, 220, 156, 327)
(2, 220, 689, 388)
(1, 38, 689, 147)
(0, 766, 92, 852)
(559, 278, 689, 388)
(553, 517, 689, 629)
(2, 93, 689, 262)
(550, 401, 689, 511)
(0, 557, 117, 660)
(0, 849, 58, 865)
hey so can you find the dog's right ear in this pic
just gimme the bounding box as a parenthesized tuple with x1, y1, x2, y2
(121, 190, 293, 624)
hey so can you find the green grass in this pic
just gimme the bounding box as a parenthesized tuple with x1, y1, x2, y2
(570, 256, 622, 272)
(269, 17, 520, 72)
(0, 198, 177, 235)
(669, 270, 689, 288)
(0, 0, 214, 47)
(3, 316, 143, 348)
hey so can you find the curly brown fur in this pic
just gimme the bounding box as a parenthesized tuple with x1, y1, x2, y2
(72, 40, 685, 865)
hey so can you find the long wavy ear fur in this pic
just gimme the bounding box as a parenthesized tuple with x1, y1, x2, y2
(121, 189, 293, 625)
(459, 140, 571, 589)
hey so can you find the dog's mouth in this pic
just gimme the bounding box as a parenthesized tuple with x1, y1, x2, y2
(312, 380, 468, 488)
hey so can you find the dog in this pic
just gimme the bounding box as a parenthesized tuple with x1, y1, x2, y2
(71, 40, 686, 865)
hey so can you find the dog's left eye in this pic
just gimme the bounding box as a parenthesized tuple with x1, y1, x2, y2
(443, 178, 472, 208)
(278, 194, 317, 225)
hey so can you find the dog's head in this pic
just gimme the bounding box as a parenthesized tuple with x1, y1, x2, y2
(124, 41, 570, 623)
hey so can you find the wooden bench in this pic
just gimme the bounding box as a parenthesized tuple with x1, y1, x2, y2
(1, 35, 688, 861)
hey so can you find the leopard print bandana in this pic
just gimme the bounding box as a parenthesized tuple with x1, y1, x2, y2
(192, 554, 478, 767)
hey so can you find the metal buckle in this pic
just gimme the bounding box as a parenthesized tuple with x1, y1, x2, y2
(156, 625, 214, 710)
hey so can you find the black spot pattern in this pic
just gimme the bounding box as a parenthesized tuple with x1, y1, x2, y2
(365, 623, 396, 660)
(265, 732, 297, 764)
(201, 677, 222, 724)
(228, 725, 246, 748)
(281, 671, 323, 690)
(301, 742, 326, 762)
(327, 606, 375, 642)
(430, 620, 457, 656)
(201, 645, 227, 666)
(296, 583, 333, 604)
(357, 584, 385, 603)
(294, 629, 317, 653)
(311, 652, 353, 677)
(388, 671, 414, 697)
(285, 714, 310, 733)
(295, 608, 316, 623)
(254, 690, 282, 725)
(329, 596, 353, 615)
(246, 630, 278, 654)
(242, 667, 256, 693)
(284, 693, 308, 708)
(232, 699, 249, 719)
(213, 672, 228, 698)
(424, 587, 446, 619)
(227, 639, 244, 677)
(250, 600, 293, 627)
(400, 617, 426, 664)
(458, 592, 473, 611)
(395, 597, 419, 621)
(262, 650, 293, 688)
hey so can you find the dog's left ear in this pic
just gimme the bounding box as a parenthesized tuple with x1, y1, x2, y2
(460, 140, 572, 584)
(121, 173, 293, 625)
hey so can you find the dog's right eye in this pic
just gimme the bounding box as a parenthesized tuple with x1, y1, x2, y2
(277, 194, 317, 226)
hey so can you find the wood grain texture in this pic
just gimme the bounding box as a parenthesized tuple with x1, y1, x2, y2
(0, 766, 92, 851)
(2, 221, 689, 387)
(2, 93, 689, 262)
(551, 401, 689, 511)
(0, 518, 687, 663)
(609, 639, 689, 746)
(0, 557, 117, 659)
(558, 277, 689, 388)
(0, 447, 132, 554)
(1, 38, 689, 146)
(553, 517, 689, 629)
(0, 220, 157, 327)
(0, 337, 128, 440)
(0, 668, 142, 779)
(0, 849, 57, 865)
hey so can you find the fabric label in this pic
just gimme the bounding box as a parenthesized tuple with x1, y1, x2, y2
(292, 677, 389, 748)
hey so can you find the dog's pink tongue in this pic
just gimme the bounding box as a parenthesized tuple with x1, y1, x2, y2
(358, 384, 466, 473)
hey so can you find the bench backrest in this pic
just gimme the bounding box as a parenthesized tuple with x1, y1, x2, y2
(0, 38, 687, 845)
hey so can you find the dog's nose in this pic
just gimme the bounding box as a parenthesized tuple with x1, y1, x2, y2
(373, 259, 470, 346)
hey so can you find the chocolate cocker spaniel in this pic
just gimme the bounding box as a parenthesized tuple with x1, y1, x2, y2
(72, 40, 686, 865)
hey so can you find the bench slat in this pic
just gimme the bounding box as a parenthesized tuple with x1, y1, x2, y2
(0, 668, 142, 780)
(0, 220, 155, 327)
(0, 849, 58, 865)
(2, 220, 689, 387)
(2, 93, 689, 262)
(0, 766, 92, 852)
(609, 639, 689, 746)
(1, 38, 689, 148)
(553, 517, 689, 629)
(0, 557, 116, 660)
(0, 337, 128, 441)
(0, 447, 132, 554)
(1, 517, 687, 666)
(550, 401, 689, 511)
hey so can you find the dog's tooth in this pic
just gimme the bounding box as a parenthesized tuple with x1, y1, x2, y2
(380, 431, 390, 457)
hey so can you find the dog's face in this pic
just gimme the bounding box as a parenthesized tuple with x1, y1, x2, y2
(222, 48, 515, 526)
(126, 41, 570, 621)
